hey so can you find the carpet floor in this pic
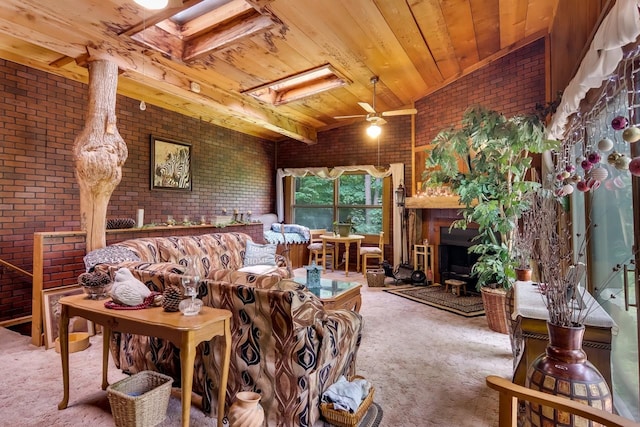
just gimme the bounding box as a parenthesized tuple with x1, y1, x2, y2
(0, 268, 512, 426)
(384, 284, 485, 317)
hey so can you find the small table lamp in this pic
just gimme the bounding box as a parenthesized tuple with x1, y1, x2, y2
(305, 262, 323, 288)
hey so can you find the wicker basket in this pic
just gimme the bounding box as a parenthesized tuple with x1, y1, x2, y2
(480, 287, 509, 334)
(321, 376, 374, 427)
(366, 269, 386, 287)
(107, 371, 173, 427)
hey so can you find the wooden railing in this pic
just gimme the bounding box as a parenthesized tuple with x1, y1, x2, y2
(486, 375, 640, 427)
(0, 258, 33, 278)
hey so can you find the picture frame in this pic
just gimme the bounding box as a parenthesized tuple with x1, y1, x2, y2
(42, 285, 94, 350)
(150, 136, 192, 191)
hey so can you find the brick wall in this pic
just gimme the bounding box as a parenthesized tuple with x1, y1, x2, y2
(415, 39, 546, 152)
(0, 59, 276, 322)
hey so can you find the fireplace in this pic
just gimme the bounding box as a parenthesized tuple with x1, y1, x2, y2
(438, 227, 480, 290)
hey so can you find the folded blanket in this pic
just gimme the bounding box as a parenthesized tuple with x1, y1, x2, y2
(321, 376, 371, 413)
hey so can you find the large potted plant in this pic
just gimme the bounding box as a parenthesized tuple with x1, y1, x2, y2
(424, 105, 558, 333)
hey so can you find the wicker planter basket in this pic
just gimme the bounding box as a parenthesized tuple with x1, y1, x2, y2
(480, 287, 509, 334)
(321, 376, 374, 427)
(366, 269, 386, 287)
(107, 371, 173, 427)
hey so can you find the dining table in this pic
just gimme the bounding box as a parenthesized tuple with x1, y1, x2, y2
(320, 233, 365, 277)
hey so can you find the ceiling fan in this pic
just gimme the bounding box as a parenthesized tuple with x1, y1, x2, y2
(334, 76, 417, 137)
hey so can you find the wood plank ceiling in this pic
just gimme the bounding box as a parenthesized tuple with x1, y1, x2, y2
(0, 0, 558, 144)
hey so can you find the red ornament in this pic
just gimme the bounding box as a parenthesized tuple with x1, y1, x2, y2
(612, 116, 629, 130)
(629, 156, 640, 176)
(576, 180, 590, 192)
(581, 159, 593, 171)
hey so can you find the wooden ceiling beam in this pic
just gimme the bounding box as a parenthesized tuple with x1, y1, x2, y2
(182, 13, 275, 61)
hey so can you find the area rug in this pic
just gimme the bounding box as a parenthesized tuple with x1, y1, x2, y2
(358, 402, 383, 427)
(385, 285, 485, 317)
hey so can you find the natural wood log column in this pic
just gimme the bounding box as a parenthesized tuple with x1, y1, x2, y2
(73, 60, 128, 252)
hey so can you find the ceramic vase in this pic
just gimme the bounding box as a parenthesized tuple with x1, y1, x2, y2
(228, 391, 265, 427)
(525, 322, 612, 426)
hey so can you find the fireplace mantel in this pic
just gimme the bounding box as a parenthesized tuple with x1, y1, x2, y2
(405, 195, 463, 209)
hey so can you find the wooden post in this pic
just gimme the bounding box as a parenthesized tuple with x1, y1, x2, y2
(73, 59, 128, 252)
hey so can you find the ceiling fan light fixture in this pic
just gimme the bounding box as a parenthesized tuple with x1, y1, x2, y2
(367, 123, 381, 138)
(134, 0, 169, 10)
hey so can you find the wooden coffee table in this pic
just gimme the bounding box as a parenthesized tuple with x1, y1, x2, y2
(294, 277, 362, 312)
(57, 294, 232, 427)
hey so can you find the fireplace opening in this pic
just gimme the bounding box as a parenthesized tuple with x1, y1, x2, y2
(438, 227, 480, 291)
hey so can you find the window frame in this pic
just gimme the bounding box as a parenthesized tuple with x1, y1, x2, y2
(285, 173, 390, 244)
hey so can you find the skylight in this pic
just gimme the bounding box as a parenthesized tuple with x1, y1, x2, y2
(243, 65, 350, 105)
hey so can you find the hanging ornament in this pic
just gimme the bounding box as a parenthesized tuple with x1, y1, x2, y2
(576, 180, 590, 192)
(597, 138, 614, 152)
(607, 151, 621, 165)
(570, 174, 581, 183)
(613, 176, 625, 188)
(587, 178, 601, 190)
(580, 159, 593, 171)
(612, 116, 629, 130)
(590, 167, 609, 182)
(622, 126, 640, 143)
(562, 183, 574, 195)
(629, 157, 640, 176)
(587, 152, 601, 164)
(565, 164, 576, 173)
(615, 154, 631, 170)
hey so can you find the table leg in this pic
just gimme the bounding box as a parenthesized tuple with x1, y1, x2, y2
(101, 325, 111, 390)
(344, 243, 350, 276)
(218, 318, 232, 427)
(356, 240, 361, 273)
(58, 305, 70, 410)
(180, 332, 196, 427)
(322, 241, 327, 275)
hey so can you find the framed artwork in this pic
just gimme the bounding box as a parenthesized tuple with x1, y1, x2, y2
(42, 285, 94, 350)
(150, 136, 192, 191)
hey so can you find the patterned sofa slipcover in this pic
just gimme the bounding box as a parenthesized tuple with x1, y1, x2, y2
(107, 232, 289, 288)
(101, 232, 364, 426)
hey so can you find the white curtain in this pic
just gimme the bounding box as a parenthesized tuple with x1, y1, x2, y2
(547, 0, 640, 140)
(276, 163, 405, 265)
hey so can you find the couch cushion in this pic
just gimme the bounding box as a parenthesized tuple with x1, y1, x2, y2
(243, 241, 277, 266)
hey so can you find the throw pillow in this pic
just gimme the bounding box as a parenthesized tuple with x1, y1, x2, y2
(83, 246, 141, 272)
(243, 241, 277, 267)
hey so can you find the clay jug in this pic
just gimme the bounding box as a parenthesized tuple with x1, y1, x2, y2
(228, 391, 265, 427)
(525, 322, 612, 426)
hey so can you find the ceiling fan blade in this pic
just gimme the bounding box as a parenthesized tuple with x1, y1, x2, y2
(334, 114, 366, 119)
(382, 108, 418, 117)
(168, 0, 183, 8)
(358, 102, 376, 114)
(377, 118, 387, 126)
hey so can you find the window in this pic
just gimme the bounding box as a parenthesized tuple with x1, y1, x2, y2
(292, 173, 386, 235)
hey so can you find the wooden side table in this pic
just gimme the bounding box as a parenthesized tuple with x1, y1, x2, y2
(57, 294, 232, 427)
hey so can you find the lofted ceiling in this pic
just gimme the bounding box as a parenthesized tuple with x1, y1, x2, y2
(0, 0, 558, 144)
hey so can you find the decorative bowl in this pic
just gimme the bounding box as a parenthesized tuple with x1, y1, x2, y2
(81, 283, 112, 300)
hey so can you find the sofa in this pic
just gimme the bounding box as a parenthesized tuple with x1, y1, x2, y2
(95, 232, 363, 427)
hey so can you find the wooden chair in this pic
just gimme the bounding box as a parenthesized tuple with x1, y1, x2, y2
(307, 229, 334, 271)
(360, 232, 384, 276)
(486, 375, 639, 427)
